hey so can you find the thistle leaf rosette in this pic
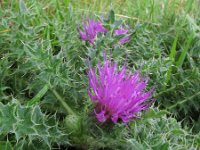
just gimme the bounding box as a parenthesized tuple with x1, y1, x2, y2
(88, 54, 155, 123)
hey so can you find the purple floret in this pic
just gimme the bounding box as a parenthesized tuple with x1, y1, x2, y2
(79, 20, 107, 44)
(88, 54, 155, 123)
(114, 28, 128, 35)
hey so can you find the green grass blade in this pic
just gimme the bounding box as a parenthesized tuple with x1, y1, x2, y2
(19, 0, 27, 14)
(164, 33, 179, 88)
(176, 33, 193, 68)
(169, 33, 179, 61)
(0, 141, 13, 150)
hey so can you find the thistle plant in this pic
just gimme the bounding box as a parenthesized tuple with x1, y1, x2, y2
(1, 0, 200, 149)
(88, 53, 155, 123)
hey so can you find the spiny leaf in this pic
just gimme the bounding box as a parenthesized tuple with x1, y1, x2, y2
(0, 100, 68, 148)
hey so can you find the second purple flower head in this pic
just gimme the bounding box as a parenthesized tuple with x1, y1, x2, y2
(79, 19, 130, 45)
(79, 19, 107, 44)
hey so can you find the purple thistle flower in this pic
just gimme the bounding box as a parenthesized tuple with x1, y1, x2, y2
(88, 54, 155, 123)
(114, 27, 130, 45)
(79, 20, 107, 44)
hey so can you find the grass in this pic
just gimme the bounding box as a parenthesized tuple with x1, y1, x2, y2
(0, 0, 200, 149)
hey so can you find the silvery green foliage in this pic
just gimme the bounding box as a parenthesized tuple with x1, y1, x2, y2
(62, 107, 200, 149)
(129, 109, 199, 150)
(0, 100, 68, 149)
(85, 108, 200, 150)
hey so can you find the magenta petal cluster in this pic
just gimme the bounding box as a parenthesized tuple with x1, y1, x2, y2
(114, 27, 130, 45)
(114, 28, 128, 35)
(88, 55, 155, 123)
(79, 20, 107, 44)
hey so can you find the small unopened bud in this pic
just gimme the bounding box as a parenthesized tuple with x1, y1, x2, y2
(65, 114, 82, 135)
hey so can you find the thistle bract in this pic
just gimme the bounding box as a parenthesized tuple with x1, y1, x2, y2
(79, 19, 107, 44)
(88, 55, 155, 123)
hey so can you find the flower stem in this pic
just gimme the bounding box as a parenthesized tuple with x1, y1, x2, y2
(51, 88, 75, 115)
(155, 80, 188, 98)
(168, 91, 200, 110)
